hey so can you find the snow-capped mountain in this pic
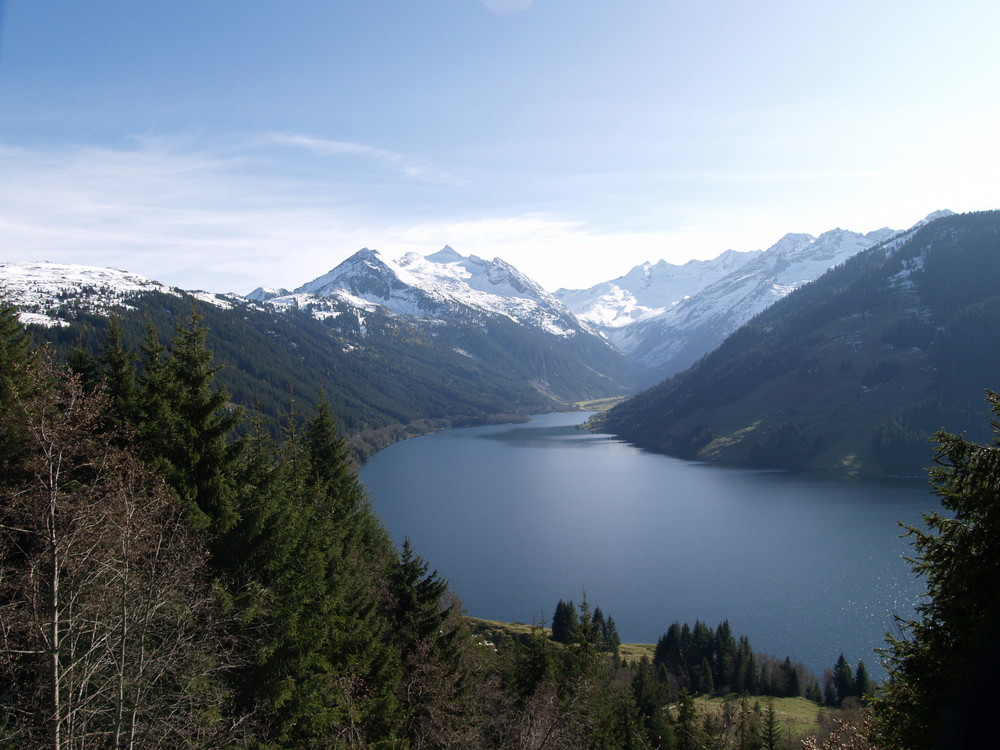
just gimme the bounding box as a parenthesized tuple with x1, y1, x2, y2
(559, 213, 953, 379)
(616, 226, 901, 376)
(246, 286, 289, 302)
(271, 245, 588, 339)
(556, 248, 761, 330)
(601, 208, 994, 477)
(2, 211, 958, 408)
(1, 251, 640, 426)
(0, 261, 233, 327)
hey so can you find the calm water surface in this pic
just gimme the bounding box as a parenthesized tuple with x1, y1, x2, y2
(360, 412, 934, 677)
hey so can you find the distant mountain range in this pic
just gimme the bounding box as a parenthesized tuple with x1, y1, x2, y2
(1, 209, 973, 466)
(601, 209, 1000, 477)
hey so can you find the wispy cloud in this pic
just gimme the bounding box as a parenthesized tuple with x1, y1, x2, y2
(0, 135, 691, 293)
(2, 132, 986, 296)
(267, 133, 466, 185)
(0, 139, 375, 292)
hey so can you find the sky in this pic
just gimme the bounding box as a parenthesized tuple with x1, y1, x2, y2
(1, 0, 998, 295)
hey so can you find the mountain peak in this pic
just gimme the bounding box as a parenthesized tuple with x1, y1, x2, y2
(246, 286, 290, 302)
(922, 209, 956, 223)
(424, 245, 464, 263)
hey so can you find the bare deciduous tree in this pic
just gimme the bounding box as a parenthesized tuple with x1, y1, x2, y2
(1, 362, 230, 749)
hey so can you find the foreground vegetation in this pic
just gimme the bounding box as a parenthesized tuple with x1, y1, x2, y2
(2, 295, 999, 748)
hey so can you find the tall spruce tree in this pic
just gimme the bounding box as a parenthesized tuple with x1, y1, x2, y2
(221, 401, 402, 747)
(390, 538, 466, 747)
(134, 313, 244, 533)
(831, 654, 854, 705)
(761, 699, 782, 750)
(99, 316, 138, 429)
(551, 599, 580, 644)
(631, 657, 672, 749)
(854, 660, 872, 701)
(875, 391, 1000, 750)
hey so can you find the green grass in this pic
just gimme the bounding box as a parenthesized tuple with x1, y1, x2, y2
(618, 642, 656, 661)
(465, 616, 656, 660)
(575, 396, 627, 412)
(692, 694, 864, 745)
(465, 616, 550, 640)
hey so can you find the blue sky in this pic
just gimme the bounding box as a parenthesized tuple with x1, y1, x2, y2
(1, 0, 998, 293)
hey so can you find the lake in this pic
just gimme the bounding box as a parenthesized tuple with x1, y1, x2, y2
(359, 411, 935, 678)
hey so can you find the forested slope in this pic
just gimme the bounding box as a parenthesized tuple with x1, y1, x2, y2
(602, 210, 1000, 477)
(26, 290, 636, 457)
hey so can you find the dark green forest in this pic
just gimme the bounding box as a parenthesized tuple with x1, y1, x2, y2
(3, 286, 1000, 748)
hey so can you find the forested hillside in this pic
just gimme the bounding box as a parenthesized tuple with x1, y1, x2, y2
(24, 289, 636, 458)
(601, 210, 1000, 477)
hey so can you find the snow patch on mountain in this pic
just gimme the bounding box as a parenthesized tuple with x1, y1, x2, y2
(246, 286, 290, 302)
(619, 226, 898, 368)
(0, 261, 231, 326)
(558, 220, 940, 378)
(556, 248, 763, 330)
(280, 245, 582, 338)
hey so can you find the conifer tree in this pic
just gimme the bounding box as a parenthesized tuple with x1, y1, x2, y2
(734, 693, 762, 750)
(0, 295, 35, 478)
(875, 391, 1000, 749)
(604, 615, 622, 656)
(99, 315, 138, 428)
(551, 599, 580, 644)
(64, 344, 100, 390)
(221, 401, 403, 747)
(134, 314, 244, 532)
(735, 635, 758, 694)
(673, 689, 703, 750)
(854, 660, 872, 701)
(831, 654, 854, 705)
(715, 620, 737, 693)
(697, 657, 715, 695)
(654, 623, 686, 692)
(631, 657, 672, 749)
(761, 699, 783, 750)
(390, 538, 466, 747)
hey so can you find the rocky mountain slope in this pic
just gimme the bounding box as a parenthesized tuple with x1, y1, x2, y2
(600, 210, 1000, 478)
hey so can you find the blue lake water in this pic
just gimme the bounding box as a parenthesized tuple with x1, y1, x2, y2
(359, 411, 935, 678)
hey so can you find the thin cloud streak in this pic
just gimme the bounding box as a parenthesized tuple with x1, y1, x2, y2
(267, 133, 467, 185)
(0, 137, 711, 293)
